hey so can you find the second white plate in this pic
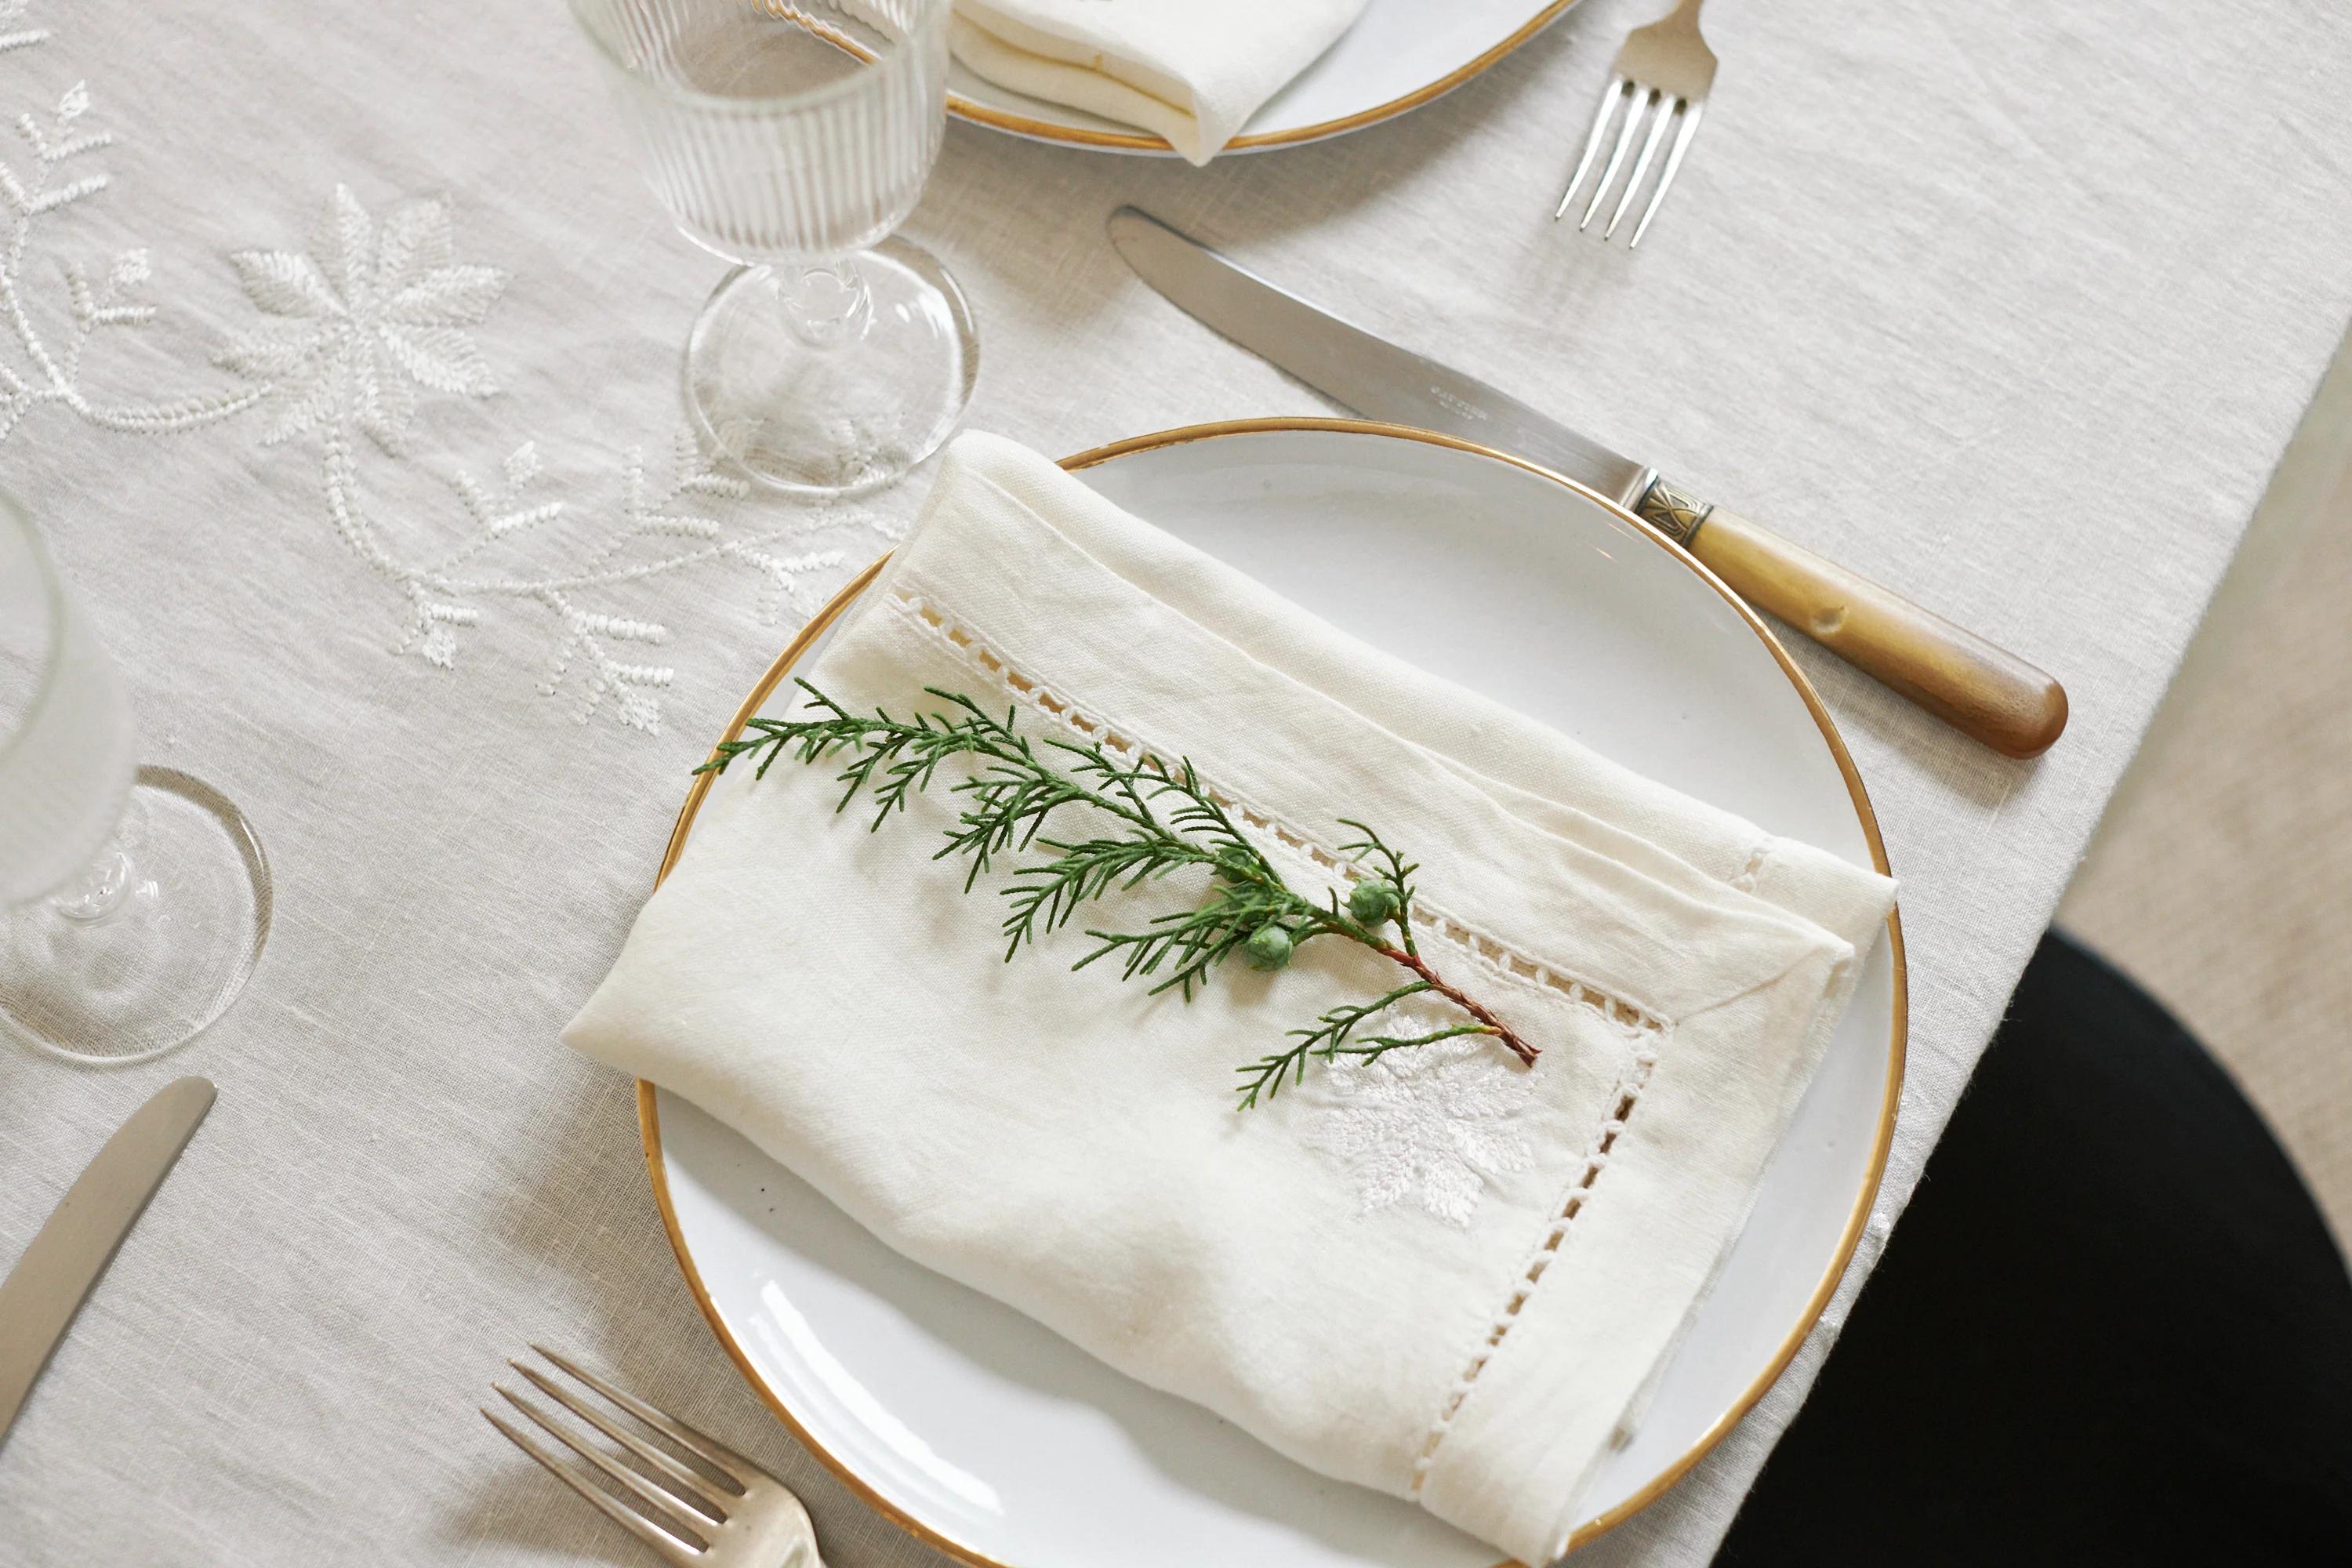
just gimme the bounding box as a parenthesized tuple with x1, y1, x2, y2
(642, 420, 1904, 1567)
(948, 0, 1581, 154)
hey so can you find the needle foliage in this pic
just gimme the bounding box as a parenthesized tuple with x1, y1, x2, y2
(699, 681, 1536, 1105)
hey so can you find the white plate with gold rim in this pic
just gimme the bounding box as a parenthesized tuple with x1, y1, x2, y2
(948, 0, 1581, 155)
(641, 419, 1904, 1566)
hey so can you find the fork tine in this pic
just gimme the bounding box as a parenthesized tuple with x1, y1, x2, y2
(1629, 99, 1704, 248)
(1604, 93, 1681, 238)
(1554, 75, 1632, 220)
(1579, 85, 1657, 230)
(532, 1344, 757, 1485)
(483, 1405, 703, 1567)
(497, 1385, 717, 1547)
(513, 1359, 739, 1517)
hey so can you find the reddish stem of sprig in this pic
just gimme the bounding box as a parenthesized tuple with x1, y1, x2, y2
(1374, 945, 1539, 1065)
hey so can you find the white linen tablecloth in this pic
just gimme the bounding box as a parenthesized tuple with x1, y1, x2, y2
(2, 2, 2349, 1563)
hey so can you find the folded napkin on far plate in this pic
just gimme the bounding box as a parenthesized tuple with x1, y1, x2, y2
(566, 432, 1896, 1563)
(949, 0, 1367, 162)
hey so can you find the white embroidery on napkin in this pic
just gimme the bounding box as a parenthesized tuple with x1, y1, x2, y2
(0, 69, 261, 444)
(1309, 1022, 1541, 1229)
(1409, 1033, 1664, 1493)
(880, 586, 1688, 1269)
(217, 187, 854, 734)
(877, 586, 1689, 1443)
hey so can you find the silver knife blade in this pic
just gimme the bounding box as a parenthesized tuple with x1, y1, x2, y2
(1108, 207, 1654, 506)
(0, 1076, 214, 1449)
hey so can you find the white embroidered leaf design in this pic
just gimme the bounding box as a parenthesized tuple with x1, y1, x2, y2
(1311, 1026, 1540, 1229)
(107, 247, 150, 289)
(317, 183, 376, 310)
(22, 173, 104, 216)
(215, 318, 326, 378)
(671, 426, 748, 499)
(250, 347, 346, 445)
(0, 64, 258, 441)
(502, 440, 543, 488)
(353, 350, 413, 448)
(228, 249, 342, 318)
(332, 422, 846, 733)
(379, 324, 495, 395)
(2, 19, 873, 743)
(0, 0, 48, 54)
(219, 186, 508, 452)
(372, 195, 453, 286)
(212, 184, 865, 734)
(385, 266, 506, 328)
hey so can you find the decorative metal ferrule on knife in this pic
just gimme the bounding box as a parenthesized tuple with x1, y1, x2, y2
(1632, 473, 1715, 547)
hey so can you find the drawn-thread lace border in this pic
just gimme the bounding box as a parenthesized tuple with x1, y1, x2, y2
(878, 584, 1677, 1485)
(884, 586, 1674, 1037)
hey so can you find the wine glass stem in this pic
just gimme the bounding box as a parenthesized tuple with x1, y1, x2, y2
(777, 256, 872, 349)
(52, 844, 134, 923)
(49, 789, 147, 922)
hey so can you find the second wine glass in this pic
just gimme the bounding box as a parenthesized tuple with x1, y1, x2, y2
(0, 495, 270, 1065)
(574, 0, 977, 497)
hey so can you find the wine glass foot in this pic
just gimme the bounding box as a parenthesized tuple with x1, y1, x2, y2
(0, 767, 270, 1065)
(684, 235, 978, 499)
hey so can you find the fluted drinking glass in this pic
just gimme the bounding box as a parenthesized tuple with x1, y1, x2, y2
(572, 0, 976, 496)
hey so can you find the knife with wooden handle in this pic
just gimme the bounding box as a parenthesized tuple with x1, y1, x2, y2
(1107, 207, 2068, 759)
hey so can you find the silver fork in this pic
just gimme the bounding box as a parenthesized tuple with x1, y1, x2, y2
(1554, 0, 1717, 247)
(484, 1345, 825, 1567)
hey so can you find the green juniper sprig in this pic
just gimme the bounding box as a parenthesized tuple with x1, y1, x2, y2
(699, 681, 1537, 1107)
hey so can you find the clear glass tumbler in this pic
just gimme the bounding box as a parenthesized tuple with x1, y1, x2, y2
(0, 496, 270, 1065)
(572, 0, 978, 497)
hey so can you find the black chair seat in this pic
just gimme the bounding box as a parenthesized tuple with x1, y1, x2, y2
(1718, 931, 2352, 1565)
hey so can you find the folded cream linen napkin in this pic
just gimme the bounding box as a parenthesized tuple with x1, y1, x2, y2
(566, 432, 1896, 1563)
(949, 0, 1367, 163)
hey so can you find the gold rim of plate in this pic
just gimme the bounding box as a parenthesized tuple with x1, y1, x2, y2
(943, 1, 1581, 153)
(635, 416, 1910, 1567)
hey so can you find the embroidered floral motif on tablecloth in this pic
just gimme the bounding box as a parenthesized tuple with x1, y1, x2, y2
(0, 12, 871, 737)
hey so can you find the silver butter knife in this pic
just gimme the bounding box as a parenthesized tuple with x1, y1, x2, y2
(0, 1076, 215, 1450)
(1108, 207, 2069, 760)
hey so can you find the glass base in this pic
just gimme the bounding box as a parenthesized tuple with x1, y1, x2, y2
(0, 767, 270, 1065)
(684, 235, 978, 499)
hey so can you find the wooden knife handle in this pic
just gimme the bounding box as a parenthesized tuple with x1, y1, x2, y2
(1646, 491, 2069, 758)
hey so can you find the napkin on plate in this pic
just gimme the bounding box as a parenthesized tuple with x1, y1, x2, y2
(566, 432, 1896, 1563)
(949, 0, 1368, 163)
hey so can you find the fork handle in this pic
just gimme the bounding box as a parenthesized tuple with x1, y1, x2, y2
(1639, 483, 2069, 757)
